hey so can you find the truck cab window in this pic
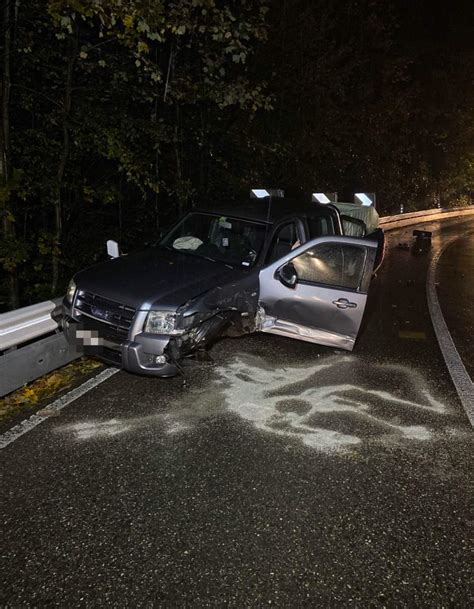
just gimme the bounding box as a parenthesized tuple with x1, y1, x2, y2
(266, 222, 300, 264)
(307, 213, 336, 238)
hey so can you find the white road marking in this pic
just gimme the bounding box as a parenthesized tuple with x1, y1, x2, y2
(427, 235, 474, 426)
(0, 367, 119, 449)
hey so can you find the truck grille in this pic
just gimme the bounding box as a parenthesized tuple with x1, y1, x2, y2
(74, 291, 136, 341)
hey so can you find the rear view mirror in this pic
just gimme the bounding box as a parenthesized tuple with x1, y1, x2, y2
(107, 240, 120, 259)
(278, 262, 297, 289)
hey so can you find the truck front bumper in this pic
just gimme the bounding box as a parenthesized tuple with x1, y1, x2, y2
(63, 315, 179, 377)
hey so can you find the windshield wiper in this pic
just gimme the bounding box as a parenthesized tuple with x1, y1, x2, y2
(192, 252, 234, 269)
(160, 245, 234, 269)
(197, 254, 217, 263)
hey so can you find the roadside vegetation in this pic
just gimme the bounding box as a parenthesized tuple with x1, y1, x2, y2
(1, 0, 473, 311)
(0, 357, 103, 430)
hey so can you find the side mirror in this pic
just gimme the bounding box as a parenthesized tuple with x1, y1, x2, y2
(107, 239, 120, 259)
(278, 262, 297, 289)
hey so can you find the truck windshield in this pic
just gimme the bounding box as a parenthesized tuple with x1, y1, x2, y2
(160, 213, 267, 267)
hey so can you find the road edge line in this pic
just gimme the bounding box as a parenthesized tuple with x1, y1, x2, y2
(0, 367, 120, 449)
(426, 237, 474, 426)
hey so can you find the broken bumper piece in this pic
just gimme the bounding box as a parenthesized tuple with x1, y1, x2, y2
(121, 339, 178, 377)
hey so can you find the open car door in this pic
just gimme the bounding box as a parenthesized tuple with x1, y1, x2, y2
(258, 236, 377, 351)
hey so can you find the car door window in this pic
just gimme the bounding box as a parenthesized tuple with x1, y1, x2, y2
(292, 242, 367, 291)
(266, 223, 300, 264)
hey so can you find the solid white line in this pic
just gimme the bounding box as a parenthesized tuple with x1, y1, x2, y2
(0, 367, 120, 449)
(426, 236, 474, 426)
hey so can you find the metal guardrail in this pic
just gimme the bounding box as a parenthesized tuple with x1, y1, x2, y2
(0, 299, 60, 351)
(0, 333, 79, 397)
(0, 298, 79, 397)
(379, 206, 474, 230)
(0, 205, 473, 397)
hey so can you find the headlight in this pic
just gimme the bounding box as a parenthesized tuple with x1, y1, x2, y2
(145, 311, 182, 335)
(65, 279, 76, 304)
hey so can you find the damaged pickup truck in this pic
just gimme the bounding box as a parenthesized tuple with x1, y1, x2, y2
(63, 195, 384, 377)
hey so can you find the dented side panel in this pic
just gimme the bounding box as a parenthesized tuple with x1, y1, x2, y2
(259, 315, 356, 351)
(177, 271, 260, 327)
(170, 270, 261, 355)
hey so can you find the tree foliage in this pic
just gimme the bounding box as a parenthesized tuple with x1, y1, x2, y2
(258, 0, 474, 213)
(1, 0, 271, 309)
(1, 0, 472, 310)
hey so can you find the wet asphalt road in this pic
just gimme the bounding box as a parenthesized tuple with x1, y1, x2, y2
(436, 232, 474, 379)
(1, 217, 473, 607)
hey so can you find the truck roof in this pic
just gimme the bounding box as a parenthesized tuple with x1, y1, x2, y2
(197, 197, 336, 224)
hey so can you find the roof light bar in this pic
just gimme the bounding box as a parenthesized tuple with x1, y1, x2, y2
(354, 193, 375, 207)
(312, 192, 337, 204)
(250, 189, 284, 198)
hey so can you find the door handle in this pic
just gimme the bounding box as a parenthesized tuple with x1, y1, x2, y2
(332, 298, 357, 309)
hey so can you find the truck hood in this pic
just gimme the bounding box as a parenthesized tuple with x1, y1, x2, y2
(74, 247, 242, 311)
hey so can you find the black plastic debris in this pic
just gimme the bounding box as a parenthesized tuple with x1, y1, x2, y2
(411, 229, 432, 255)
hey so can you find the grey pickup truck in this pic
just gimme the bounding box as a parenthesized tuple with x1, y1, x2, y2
(63, 196, 384, 377)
